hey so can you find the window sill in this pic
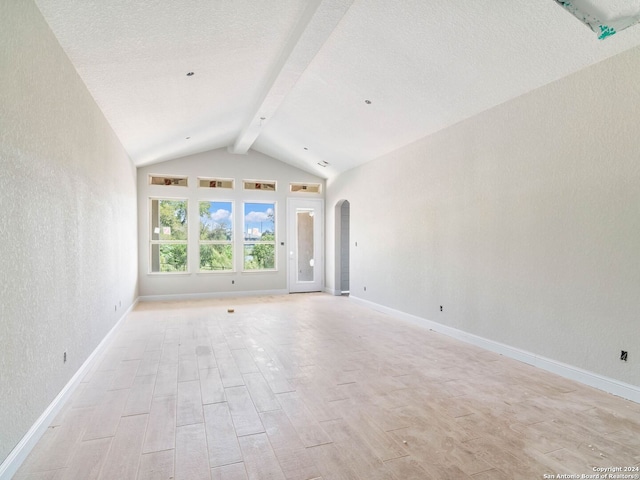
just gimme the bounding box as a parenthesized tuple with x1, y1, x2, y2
(147, 272, 191, 276)
(197, 271, 236, 275)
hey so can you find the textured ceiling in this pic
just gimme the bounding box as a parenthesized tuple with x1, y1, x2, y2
(34, 0, 640, 178)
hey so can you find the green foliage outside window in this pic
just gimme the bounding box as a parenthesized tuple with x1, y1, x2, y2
(151, 199, 281, 273)
(159, 200, 187, 240)
(243, 203, 276, 270)
(244, 231, 275, 270)
(157, 244, 187, 272)
(199, 201, 233, 271)
(151, 199, 188, 272)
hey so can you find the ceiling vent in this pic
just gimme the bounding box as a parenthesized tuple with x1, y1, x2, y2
(554, 0, 640, 39)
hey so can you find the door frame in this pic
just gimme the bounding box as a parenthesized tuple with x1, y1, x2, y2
(287, 197, 324, 293)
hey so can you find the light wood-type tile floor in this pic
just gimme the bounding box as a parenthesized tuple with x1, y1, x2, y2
(13, 293, 640, 479)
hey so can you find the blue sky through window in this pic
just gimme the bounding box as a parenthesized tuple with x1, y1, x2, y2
(201, 201, 232, 227)
(244, 203, 275, 240)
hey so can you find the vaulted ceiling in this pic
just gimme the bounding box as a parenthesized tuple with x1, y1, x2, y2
(34, 0, 640, 178)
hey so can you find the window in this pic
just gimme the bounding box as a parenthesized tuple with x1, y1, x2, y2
(150, 199, 188, 272)
(199, 201, 233, 272)
(243, 180, 276, 191)
(149, 175, 188, 186)
(243, 202, 276, 270)
(290, 182, 321, 193)
(198, 177, 233, 189)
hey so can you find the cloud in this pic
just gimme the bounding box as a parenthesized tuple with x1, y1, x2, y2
(210, 209, 230, 222)
(245, 209, 273, 223)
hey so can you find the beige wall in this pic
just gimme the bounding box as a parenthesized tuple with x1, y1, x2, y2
(137, 149, 325, 298)
(0, 0, 138, 465)
(326, 46, 640, 388)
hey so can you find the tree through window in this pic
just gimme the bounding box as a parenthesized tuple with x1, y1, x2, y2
(150, 199, 188, 272)
(199, 201, 233, 271)
(243, 202, 276, 270)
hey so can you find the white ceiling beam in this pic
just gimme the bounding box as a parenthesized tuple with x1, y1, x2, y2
(229, 0, 354, 154)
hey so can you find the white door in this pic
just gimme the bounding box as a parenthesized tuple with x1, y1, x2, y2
(287, 198, 324, 293)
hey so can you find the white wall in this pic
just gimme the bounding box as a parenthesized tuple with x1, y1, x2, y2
(0, 0, 138, 466)
(326, 46, 640, 389)
(137, 149, 325, 299)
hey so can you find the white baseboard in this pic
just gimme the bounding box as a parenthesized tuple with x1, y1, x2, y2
(139, 289, 288, 302)
(0, 298, 139, 480)
(349, 295, 640, 404)
(325, 287, 342, 296)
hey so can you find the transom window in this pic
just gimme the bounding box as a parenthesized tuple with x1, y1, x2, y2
(290, 182, 321, 193)
(198, 177, 233, 189)
(149, 175, 188, 186)
(243, 180, 276, 191)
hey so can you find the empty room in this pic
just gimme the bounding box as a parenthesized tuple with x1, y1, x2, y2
(1, 1, 639, 479)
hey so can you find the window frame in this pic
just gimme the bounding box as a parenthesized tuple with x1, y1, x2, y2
(242, 201, 277, 272)
(290, 182, 322, 193)
(149, 197, 189, 274)
(149, 174, 188, 187)
(197, 177, 234, 189)
(198, 199, 235, 273)
(242, 179, 277, 191)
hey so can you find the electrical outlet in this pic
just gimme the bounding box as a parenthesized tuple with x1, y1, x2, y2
(232, 280, 235, 285)
(440, 305, 443, 312)
(620, 350, 628, 362)
(63, 351, 67, 363)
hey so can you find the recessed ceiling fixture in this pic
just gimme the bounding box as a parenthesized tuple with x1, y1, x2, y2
(186, 71, 194, 76)
(317, 160, 330, 167)
(554, 0, 640, 39)
(364, 99, 372, 104)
